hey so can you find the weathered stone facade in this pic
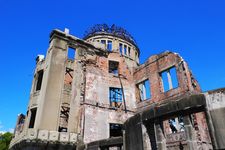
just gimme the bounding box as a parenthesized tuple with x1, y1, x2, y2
(10, 25, 225, 150)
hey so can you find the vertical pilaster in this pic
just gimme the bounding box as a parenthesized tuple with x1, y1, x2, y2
(36, 36, 67, 130)
(113, 39, 119, 52)
(23, 110, 31, 134)
(204, 109, 219, 149)
(155, 122, 166, 150)
(143, 121, 157, 150)
(167, 71, 173, 90)
(183, 115, 197, 150)
(68, 47, 85, 133)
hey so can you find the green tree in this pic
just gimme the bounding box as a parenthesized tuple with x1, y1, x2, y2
(0, 132, 13, 150)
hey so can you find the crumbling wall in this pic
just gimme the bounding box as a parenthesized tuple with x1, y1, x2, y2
(11, 28, 222, 150)
(83, 106, 132, 143)
(82, 52, 136, 143)
(134, 51, 201, 110)
(124, 93, 213, 150)
(205, 88, 225, 149)
(125, 114, 144, 150)
(85, 52, 136, 109)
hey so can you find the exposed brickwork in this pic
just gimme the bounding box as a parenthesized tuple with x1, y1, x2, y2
(10, 28, 223, 150)
(134, 51, 201, 109)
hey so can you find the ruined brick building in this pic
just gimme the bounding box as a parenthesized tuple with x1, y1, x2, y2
(10, 24, 225, 150)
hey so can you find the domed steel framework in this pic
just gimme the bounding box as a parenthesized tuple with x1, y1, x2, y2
(83, 24, 139, 49)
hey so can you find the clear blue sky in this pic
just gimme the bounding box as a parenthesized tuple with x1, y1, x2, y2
(0, 0, 225, 132)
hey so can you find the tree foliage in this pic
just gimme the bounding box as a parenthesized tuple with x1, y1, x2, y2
(0, 132, 13, 150)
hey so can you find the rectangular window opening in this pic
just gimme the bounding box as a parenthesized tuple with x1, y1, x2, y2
(109, 61, 119, 75)
(58, 127, 67, 132)
(161, 71, 170, 92)
(124, 45, 127, 55)
(137, 79, 151, 101)
(101, 40, 106, 44)
(64, 68, 73, 90)
(36, 70, 44, 91)
(168, 116, 184, 133)
(109, 123, 123, 137)
(119, 43, 123, 54)
(160, 66, 178, 92)
(170, 67, 178, 88)
(29, 108, 37, 128)
(68, 47, 76, 60)
(58, 103, 70, 132)
(128, 47, 131, 56)
(109, 87, 123, 108)
(107, 40, 112, 51)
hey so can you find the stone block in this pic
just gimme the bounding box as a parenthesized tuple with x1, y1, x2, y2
(49, 131, 59, 141)
(27, 129, 38, 139)
(70, 133, 77, 142)
(38, 130, 49, 140)
(60, 132, 69, 142)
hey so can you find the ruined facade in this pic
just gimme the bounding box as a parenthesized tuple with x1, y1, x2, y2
(10, 24, 225, 150)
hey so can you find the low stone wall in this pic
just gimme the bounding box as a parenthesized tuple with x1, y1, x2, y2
(10, 129, 78, 150)
(77, 137, 123, 150)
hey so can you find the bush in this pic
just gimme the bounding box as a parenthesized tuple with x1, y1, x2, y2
(0, 132, 13, 150)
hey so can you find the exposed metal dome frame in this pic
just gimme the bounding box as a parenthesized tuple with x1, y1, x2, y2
(83, 24, 139, 53)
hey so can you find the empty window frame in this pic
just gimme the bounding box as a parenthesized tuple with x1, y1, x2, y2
(64, 68, 73, 90)
(109, 61, 119, 75)
(107, 40, 112, 51)
(160, 67, 178, 92)
(128, 47, 131, 56)
(137, 79, 151, 101)
(58, 103, 70, 132)
(109, 123, 123, 137)
(119, 43, 123, 54)
(101, 40, 106, 44)
(67, 47, 76, 60)
(35, 70, 44, 91)
(29, 108, 37, 128)
(109, 87, 123, 108)
(168, 116, 184, 133)
(124, 45, 127, 55)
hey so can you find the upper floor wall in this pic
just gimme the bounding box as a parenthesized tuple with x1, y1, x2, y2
(24, 28, 138, 132)
(83, 24, 140, 64)
(85, 34, 139, 63)
(84, 51, 137, 111)
(134, 51, 201, 109)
